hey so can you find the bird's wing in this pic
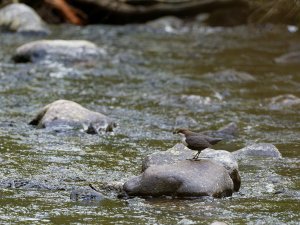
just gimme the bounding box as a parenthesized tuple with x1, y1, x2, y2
(204, 136, 222, 145)
(185, 136, 211, 150)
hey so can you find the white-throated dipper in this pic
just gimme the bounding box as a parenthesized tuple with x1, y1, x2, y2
(174, 128, 222, 159)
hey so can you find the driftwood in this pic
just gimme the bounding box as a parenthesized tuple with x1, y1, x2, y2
(23, 0, 249, 25)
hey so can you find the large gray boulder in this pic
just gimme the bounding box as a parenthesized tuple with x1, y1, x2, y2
(0, 3, 49, 34)
(142, 143, 241, 192)
(233, 143, 282, 159)
(124, 159, 234, 198)
(29, 99, 116, 134)
(13, 40, 106, 63)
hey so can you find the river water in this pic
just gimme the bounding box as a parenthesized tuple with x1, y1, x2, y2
(0, 19, 299, 224)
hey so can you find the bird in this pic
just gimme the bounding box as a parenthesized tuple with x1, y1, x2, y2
(173, 128, 222, 160)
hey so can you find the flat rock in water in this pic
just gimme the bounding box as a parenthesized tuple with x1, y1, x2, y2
(142, 143, 240, 192)
(29, 99, 116, 134)
(124, 159, 234, 198)
(233, 143, 282, 159)
(13, 40, 105, 63)
(0, 3, 49, 34)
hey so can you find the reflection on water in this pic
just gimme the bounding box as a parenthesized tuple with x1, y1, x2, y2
(0, 22, 299, 224)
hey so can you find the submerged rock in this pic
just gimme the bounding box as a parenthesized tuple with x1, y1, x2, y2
(70, 186, 105, 202)
(13, 40, 106, 63)
(146, 16, 183, 33)
(203, 69, 256, 83)
(174, 115, 199, 130)
(233, 143, 282, 159)
(124, 159, 233, 198)
(0, 179, 65, 191)
(202, 122, 238, 139)
(142, 143, 240, 192)
(268, 94, 300, 110)
(275, 51, 300, 64)
(0, 3, 49, 34)
(29, 99, 116, 134)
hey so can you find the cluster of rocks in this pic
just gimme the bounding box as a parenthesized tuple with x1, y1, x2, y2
(0, 3, 285, 204)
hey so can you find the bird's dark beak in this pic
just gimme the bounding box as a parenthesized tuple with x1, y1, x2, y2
(173, 130, 177, 134)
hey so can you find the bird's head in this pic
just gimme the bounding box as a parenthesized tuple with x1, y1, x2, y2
(173, 128, 191, 136)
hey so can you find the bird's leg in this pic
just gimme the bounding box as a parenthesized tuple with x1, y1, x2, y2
(193, 151, 201, 160)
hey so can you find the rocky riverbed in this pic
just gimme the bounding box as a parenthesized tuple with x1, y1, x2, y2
(0, 4, 299, 224)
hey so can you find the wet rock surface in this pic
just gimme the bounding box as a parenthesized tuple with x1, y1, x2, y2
(233, 143, 282, 159)
(29, 99, 116, 134)
(124, 159, 234, 198)
(0, 3, 49, 34)
(13, 40, 105, 63)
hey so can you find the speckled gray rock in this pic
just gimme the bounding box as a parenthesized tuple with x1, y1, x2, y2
(29, 99, 116, 134)
(13, 40, 106, 63)
(142, 143, 240, 192)
(124, 160, 233, 198)
(233, 143, 282, 159)
(0, 3, 49, 34)
(70, 186, 104, 202)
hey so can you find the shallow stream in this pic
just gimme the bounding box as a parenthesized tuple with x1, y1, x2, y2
(0, 20, 299, 224)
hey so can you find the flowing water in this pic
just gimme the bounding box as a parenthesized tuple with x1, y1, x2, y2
(0, 20, 299, 224)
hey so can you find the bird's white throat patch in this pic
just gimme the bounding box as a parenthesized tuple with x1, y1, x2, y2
(179, 133, 188, 146)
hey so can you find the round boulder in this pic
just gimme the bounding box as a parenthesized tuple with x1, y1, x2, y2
(142, 143, 240, 192)
(233, 143, 282, 159)
(13, 40, 106, 63)
(124, 160, 234, 198)
(0, 3, 50, 34)
(29, 99, 116, 134)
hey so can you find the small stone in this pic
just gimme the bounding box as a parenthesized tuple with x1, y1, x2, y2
(13, 40, 106, 63)
(0, 3, 49, 34)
